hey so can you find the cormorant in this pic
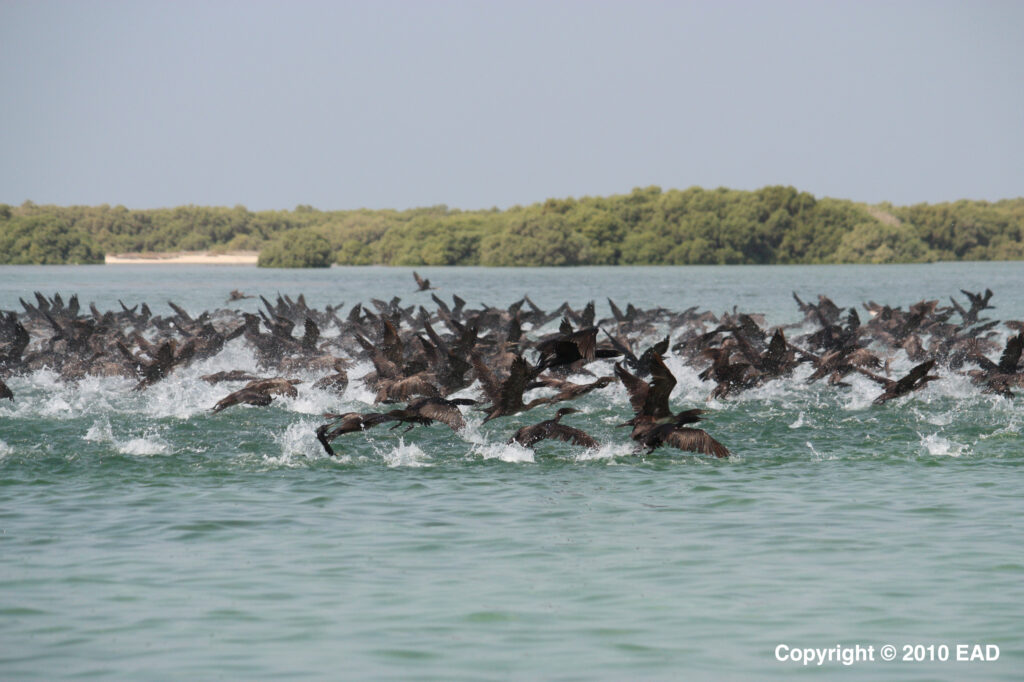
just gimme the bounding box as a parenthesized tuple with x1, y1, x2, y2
(507, 407, 599, 449)
(212, 377, 302, 413)
(617, 354, 730, 457)
(316, 411, 396, 456)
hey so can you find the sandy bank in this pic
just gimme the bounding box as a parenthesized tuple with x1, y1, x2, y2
(105, 251, 259, 265)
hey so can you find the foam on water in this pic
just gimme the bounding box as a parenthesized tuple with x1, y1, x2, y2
(915, 405, 953, 426)
(288, 386, 345, 416)
(0, 440, 11, 458)
(342, 360, 380, 406)
(83, 419, 171, 456)
(919, 432, 968, 457)
(458, 416, 490, 446)
(379, 439, 432, 468)
(84, 419, 114, 443)
(839, 373, 882, 411)
(575, 441, 632, 462)
(471, 441, 535, 463)
(806, 440, 834, 461)
(266, 418, 325, 466)
(117, 435, 171, 456)
(139, 376, 217, 419)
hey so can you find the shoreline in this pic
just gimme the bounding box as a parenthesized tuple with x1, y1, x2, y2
(105, 251, 259, 265)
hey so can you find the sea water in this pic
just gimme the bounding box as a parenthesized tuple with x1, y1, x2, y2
(1, 263, 1021, 680)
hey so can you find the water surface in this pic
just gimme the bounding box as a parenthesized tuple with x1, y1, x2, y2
(1, 263, 1021, 680)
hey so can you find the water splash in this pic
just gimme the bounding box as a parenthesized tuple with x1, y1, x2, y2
(266, 419, 324, 466)
(919, 432, 967, 457)
(471, 441, 535, 464)
(83, 419, 170, 456)
(117, 435, 170, 456)
(381, 439, 432, 467)
(84, 419, 114, 443)
(806, 441, 834, 461)
(575, 441, 632, 462)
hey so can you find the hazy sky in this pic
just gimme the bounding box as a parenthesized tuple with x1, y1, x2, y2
(1, 0, 1021, 211)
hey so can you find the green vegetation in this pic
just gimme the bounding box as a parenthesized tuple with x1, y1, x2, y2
(0, 211, 104, 264)
(1, 187, 1022, 266)
(257, 228, 333, 268)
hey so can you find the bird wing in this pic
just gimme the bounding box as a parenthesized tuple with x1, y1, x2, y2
(602, 329, 637, 364)
(471, 352, 501, 402)
(852, 365, 891, 387)
(607, 298, 626, 322)
(246, 377, 300, 397)
(614, 362, 648, 414)
(416, 400, 466, 431)
(381, 319, 404, 365)
(508, 424, 541, 447)
(672, 408, 705, 426)
(998, 332, 1023, 374)
(154, 341, 176, 371)
(570, 327, 598, 362)
(497, 355, 531, 412)
(643, 353, 677, 418)
(379, 374, 440, 402)
(894, 359, 937, 392)
(663, 427, 730, 458)
(212, 388, 273, 413)
(302, 318, 320, 349)
(546, 424, 600, 449)
(650, 335, 670, 356)
(370, 353, 401, 380)
(167, 301, 193, 324)
(762, 329, 789, 373)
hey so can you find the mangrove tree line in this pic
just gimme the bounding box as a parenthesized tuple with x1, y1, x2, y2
(1, 186, 1022, 266)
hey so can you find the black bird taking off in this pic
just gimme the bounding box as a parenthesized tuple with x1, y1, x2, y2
(616, 354, 731, 458)
(413, 271, 436, 291)
(507, 407, 599, 450)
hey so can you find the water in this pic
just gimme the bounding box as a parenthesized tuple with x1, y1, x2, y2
(1, 263, 1021, 680)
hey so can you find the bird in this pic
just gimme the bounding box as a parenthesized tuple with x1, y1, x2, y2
(315, 411, 396, 456)
(413, 271, 436, 291)
(535, 321, 620, 373)
(312, 359, 350, 394)
(507, 407, 599, 449)
(528, 375, 615, 406)
(617, 353, 731, 458)
(472, 353, 549, 422)
(373, 372, 441, 404)
(856, 359, 940, 404)
(601, 331, 669, 377)
(966, 331, 1023, 397)
(382, 396, 477, 432)
(201, 370, 260, 384)
(211, 377, 302, 413)
(623, 409, 731, 458)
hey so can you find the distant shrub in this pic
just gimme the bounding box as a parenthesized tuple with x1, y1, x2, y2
(6, 190, 1024, 266)
(0, 214, 104, 264)
(257, 228, 333, 268)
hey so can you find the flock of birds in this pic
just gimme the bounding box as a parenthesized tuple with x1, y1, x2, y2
(2, 271, 1022, 460)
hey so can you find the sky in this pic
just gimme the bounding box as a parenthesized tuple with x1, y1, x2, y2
(1, 0, 1021, 211)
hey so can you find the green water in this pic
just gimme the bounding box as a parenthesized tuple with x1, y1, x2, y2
(1, 264, 1022, 680)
